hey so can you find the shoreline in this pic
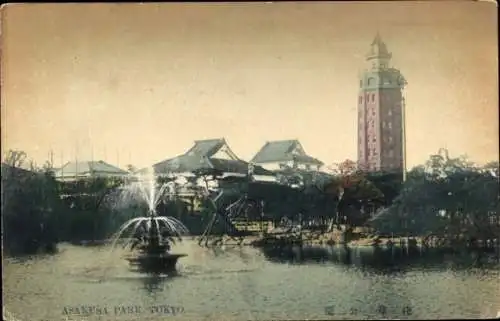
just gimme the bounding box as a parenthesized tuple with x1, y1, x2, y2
(4, 232, 498, 258)
(64, 232, 500, 249)
(194, 230, 500, 250)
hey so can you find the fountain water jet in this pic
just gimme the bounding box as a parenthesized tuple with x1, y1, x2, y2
(108, 167, 189, 272)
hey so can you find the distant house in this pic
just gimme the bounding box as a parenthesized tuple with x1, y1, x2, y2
(251, 140, 324, 172)
(53, 160, 129, 181)
(145, 138, 276, 185)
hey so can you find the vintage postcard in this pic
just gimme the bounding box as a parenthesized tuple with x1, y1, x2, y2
(1, 2, 499, 320)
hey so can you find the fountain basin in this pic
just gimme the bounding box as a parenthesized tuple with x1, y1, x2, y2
(125, 252, 187, 272)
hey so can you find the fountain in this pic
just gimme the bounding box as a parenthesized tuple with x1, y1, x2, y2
(109, 168, 189, 272)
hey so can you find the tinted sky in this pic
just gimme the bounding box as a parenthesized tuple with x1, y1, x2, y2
(1, 2, 498, 169)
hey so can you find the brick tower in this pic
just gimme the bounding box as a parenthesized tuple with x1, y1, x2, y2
(357, 33, 407, 173)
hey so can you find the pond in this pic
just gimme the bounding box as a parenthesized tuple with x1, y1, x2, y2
(3, 242, 499, 320)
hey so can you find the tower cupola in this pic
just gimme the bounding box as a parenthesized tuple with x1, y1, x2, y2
(366, 33, 392, 70)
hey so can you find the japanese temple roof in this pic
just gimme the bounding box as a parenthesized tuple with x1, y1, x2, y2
(149, 155, 272, 176)
(184, 138, 226, 157)
(144, 138, 274, 176)
(251, 139, 323, 165)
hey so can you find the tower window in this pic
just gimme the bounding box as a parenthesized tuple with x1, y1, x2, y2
(388, 110, 392, 116)
(388, 122, 392, 129)
(359, 96, 363, 104)
(371, 94, 375, 102)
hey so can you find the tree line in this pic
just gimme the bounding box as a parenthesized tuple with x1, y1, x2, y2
(2, 150, 127, 255)
(2, 148, 498, 255)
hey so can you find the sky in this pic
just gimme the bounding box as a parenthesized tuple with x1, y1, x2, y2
(1, 2, 498, 169)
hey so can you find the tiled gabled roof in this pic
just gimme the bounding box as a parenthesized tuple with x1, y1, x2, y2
(251, 140, 298, 163)
(54, 160, 128, 178)
(251, 140, 323, 165)
(151, 155, 213, 174)
(149, 155, 273, 176)
(184, 138, 226, 157)
(293, 154, 324, 165)
(146, 138, 274, 177)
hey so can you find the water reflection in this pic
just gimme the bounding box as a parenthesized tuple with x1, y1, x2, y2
(3, 242, 500, 321)
(140, 273, 177, 294)
(261, 244, 500, 272)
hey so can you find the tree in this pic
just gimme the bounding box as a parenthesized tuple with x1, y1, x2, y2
(2, 157, 64, 254)
(483, 161, 499, 178)
(327, 159, 358, 176)
(369, 149, 499, 242)
(365, 171, 403, 206)
(57, 176, 126, 240)
(324, 159, 384, 230)
(3, 150, 27, 167)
